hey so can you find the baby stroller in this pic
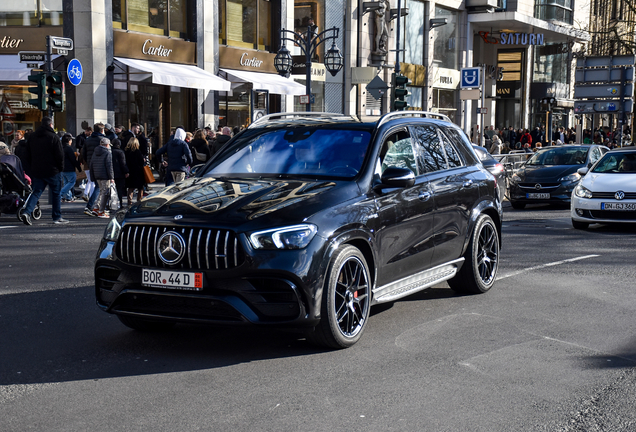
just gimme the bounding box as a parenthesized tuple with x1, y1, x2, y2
(0, 160, 42, 221)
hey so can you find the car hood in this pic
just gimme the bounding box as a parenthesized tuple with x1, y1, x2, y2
(582, 172, 636, 192)
(126, 176, 353, 228)
(517, 164, 579, 182)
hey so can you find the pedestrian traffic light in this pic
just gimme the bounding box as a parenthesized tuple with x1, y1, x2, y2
(46, 71, 64, 112)
(392, 73, 410, 111)
(27, 71, 47, 111)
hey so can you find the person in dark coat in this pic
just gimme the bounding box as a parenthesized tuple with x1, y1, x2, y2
(20, 117, 67, 225)
(80, 123, 106, 215)
(125, 137, 146, 205)
(14, 132, 31, 176)
(104, 123, 117, 142)
(111, 138, 129, 204)
(61, 134, 82, 202)
(155, 128, 192, 184)
(89, 137, 114, 218)
(211, 126, 232, 155)
(189, 129, 211, 163)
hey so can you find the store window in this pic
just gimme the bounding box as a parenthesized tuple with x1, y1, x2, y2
(1, 86, 46, 141)
(293, 1, 325, 60)
(0, 0, 63, 26)
(113, 0, 188, 39)
(534, 0, 573, 25)
(432, 89, 457, 124)
(432, 7, 458, 71)
(218, 0, 272, 51)
(533, 43, 568, 84)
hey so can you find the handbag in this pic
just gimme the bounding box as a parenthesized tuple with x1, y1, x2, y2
(108, 183, 120, 211)
(193, 147, 207, 162)
(143, 165, 155, 183)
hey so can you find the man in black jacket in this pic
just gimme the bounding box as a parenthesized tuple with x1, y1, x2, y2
(20, 117, 68, 225)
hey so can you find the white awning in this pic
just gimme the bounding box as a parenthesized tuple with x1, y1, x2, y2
(0, 55, 34, 82)
(220, 68, 306, 95)
(115, 57, 231, 91)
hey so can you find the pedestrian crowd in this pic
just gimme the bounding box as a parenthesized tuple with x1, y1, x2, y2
(471, 124, 633, 156)
(0, 118, 240, 226)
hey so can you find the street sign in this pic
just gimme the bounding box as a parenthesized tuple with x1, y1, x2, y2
(576, 55, 635, 68)
(574, 83, 634, 99)
(575, 67, 634, 84)
(50, 36, 73, 51)
(460, 67, 480, 89)
(460, 89, 480, 100)
(299, 95, 310, 104)
(67, 58, 83, 86)
(574, 100, 633, 114)
(27, 63, 38, 68)
(18, 51, 45, 63)
(366, 75, 389, 100)
(56, 49, 69, 55)
(477, 107, 488, 114)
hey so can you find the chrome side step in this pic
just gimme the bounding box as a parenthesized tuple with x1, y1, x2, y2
(372, 258, 464, 304)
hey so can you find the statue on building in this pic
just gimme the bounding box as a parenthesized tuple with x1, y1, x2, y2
(373, 0, 390, 55)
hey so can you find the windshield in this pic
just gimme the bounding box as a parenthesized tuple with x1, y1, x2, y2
(526, 147, 588, 166)
(202, 128, 372, 179)
(592, 152, 636, 173)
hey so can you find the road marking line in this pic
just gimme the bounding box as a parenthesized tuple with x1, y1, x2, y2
(497, 254, 600, 280)
(0, 226, 18, 229)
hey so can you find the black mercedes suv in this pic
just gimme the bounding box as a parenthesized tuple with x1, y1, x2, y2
(95, 112, 502, 348)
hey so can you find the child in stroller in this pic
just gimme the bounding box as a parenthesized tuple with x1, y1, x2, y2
(0, 157, 42, 220)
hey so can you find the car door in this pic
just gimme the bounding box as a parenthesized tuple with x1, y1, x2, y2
(372, 127, 437, 287)
(411, 124, 481, 267)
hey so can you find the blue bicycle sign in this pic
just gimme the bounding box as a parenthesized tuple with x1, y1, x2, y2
(67, 59, 83, 86)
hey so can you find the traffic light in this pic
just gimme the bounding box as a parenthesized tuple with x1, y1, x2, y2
(27, 71, 47, 111)
(46, 71, 64, 112)
(392, 73, 410, 111)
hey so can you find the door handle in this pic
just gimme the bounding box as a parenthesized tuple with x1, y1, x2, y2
(462, 180, 474, 188)
(419, 191, 431, 201)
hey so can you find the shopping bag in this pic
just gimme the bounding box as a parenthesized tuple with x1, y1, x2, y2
(143, 166, 156, 184)
(109, 183, 120, 211)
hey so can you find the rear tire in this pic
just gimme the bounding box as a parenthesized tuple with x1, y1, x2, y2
(510, 201, 526, 210)
(307, 245, 371, 349)
(117, 315, 176, 332)
(572, 220, 589, 230)
(448, 214, 499, 294)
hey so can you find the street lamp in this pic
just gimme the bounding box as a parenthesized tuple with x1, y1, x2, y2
(274, 26, 343, 112)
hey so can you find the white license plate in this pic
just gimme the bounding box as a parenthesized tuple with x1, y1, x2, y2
(601, 202, 636, 211)
(526, 193, 550, 199)
(142, 269, 203, 291)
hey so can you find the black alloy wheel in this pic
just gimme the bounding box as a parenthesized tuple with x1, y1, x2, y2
(308, 245, 371, 349)
(448, 214, 499, 294)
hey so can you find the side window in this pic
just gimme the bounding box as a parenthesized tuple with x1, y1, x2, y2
(590, 147, 601, 164)
(380, 129, 418, 175)
(411, 125, 447, 173)
(444, 127, 476, 165)
(438, 128, 463, 168)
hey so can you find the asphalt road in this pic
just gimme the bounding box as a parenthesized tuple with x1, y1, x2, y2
(1, 201, 636, 431)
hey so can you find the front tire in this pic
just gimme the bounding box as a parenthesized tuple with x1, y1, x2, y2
(117, 315, 176, 332)
(448, 214, 499, 294)
(32, 206, 42, 220)
(307, 245, 371, 349)
(572, 219, 589, 230)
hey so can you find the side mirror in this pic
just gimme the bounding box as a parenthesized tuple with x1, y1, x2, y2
(376, 167, 415, 189)
(577, 167, 589, 176)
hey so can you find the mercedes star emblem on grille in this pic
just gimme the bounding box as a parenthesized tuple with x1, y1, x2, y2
(157, 232, 186, 264)
(615, 191, 625, 200)
(535, 184, 542, 190)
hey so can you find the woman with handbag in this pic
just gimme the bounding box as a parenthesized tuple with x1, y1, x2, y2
(124, 137, 146, 206)
(190, 129, 211, 163)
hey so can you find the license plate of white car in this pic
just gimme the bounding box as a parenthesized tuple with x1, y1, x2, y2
(601, 202, 636, 211)
(142, 269, 203, 291)
(526, 193, 550, 199)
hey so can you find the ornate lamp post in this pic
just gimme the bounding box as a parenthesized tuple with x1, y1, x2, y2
(274, 26, 343, 112)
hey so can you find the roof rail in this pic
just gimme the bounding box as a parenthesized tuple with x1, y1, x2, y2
(377, 111, 452, 128)
(248, 112, 357, 128)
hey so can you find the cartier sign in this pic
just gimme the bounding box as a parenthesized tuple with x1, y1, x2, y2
(114, 30, 195, 64)
(219, 46, 276, 73)
(0, 27, 63, 54)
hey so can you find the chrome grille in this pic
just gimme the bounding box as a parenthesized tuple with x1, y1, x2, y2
(518, 182, 561, 190)
(116, 225, 244, 270)
(591, 192, 636, 199)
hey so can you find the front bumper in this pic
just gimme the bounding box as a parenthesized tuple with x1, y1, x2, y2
(509, 181, 577, 205)
(94, 233, 329, 328)
(571, 195, 636, 224)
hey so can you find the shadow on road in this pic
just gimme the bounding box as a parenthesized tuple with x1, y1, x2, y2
(0, 286, 329, 387)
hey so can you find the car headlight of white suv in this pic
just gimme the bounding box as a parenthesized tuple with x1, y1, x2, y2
(574, 184, 593, 199)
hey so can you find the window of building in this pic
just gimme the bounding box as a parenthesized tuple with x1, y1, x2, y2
(404, 0, 424, 65)
(113, 0, 188, 39)
(432, 7, 459, 71)
(219, 0, 272, 51)
(534, 0, 573, 25)
(533, 43, 568, 84)
(292, 1, 324, 60)
(0, 0, 62, 26)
